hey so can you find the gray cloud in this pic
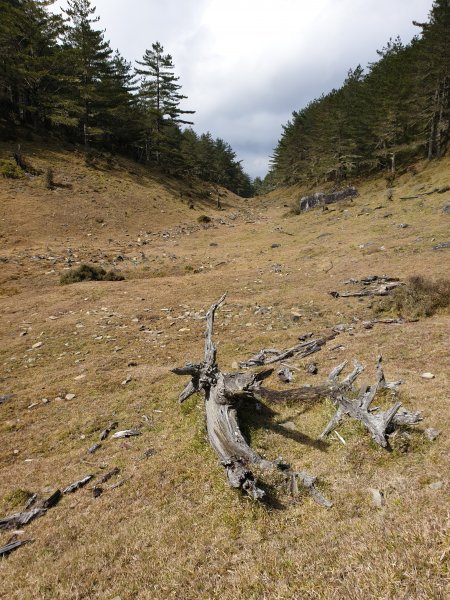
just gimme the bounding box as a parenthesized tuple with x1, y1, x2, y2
(54, 0, 433, 178)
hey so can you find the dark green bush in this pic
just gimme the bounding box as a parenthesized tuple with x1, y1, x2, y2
(197, 214, 212, 223)
(60, 264, 124, 285)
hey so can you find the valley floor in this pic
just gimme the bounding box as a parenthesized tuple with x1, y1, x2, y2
(0, 149, 449, 599)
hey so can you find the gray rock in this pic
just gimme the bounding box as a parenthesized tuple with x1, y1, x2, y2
(369, 488, 386, 508)
(281, 421, 297, 431)
(307, 363, 318, 375)
(428, 481, 443, 491)
(424, 428, 441, 441)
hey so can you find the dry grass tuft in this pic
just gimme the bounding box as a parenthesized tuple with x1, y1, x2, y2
(377, 275, 450, 318)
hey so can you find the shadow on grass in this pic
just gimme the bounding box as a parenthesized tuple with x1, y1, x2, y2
(237, 398, 329, 453)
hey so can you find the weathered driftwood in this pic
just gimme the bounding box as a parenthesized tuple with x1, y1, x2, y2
(320, 356, 421, 447)
(239, 334, 335, 368)
(99, 421, 118, 441)
(0, 539, 32, 558)
(173, 297, 423, 504)
(330, 275, 402, 298)
(0, 508, 46, 531)
(173, 294, 331, 506)
(400, 185, 450, 199)
(298, 187, 358, 212)
(0, 489, 63, 534)
(63, 475, 93, 494)
(111, 429, 141, 439)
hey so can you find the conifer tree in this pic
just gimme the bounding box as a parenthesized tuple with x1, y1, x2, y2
(62, 0, 113, 146)
(135, 42, 194, 164)
(413, 0, 450, 158)
(0, 0, 65, 132)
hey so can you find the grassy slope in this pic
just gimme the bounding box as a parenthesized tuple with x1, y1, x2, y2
(0, 145, 449, 599)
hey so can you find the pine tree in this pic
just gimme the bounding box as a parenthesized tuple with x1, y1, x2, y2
(413, 0, 450, 158)
(135, 42, 194, 164)
(62, 0, 113, 146)
(0, 0, 65, 133)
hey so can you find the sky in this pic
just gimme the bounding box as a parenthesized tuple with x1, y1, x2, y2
(53, 0, 434, 179)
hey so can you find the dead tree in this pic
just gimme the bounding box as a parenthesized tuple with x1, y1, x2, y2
(173, 295, 422, 504)
(173, 294, 331, 506)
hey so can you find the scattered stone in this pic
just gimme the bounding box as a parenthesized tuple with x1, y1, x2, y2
(128, 361, 138, 367)
(271, 263, 282, 273)
(92, 486, 103, 498)
(231, 361, 239, 370)
(0, 394, 14, 405)
(111, 430, 141, 439)
(369, 488, 386, 509)
(121, 376, 132, 385)
(42, 398, 49, 404)
(278, 367, 293, 383)
(421, 372, 435, 379)
(281, 421, 297, 431)
(88, 443, 101, 454)
(424, 428, 441, 441)
(307, 363, 318, 375)
(31, 342, 43, 349)
(442, 203, 450, 214)
(65, 393, 76, 400)
(74, 374, 86, 381)
(398, 223, 409, 228)
(428, 481, 443, 491)
(432, 242, 450, 250)
(271, 243, 281, 249)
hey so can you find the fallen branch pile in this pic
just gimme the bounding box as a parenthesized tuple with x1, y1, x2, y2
(330, 275, 402, 298)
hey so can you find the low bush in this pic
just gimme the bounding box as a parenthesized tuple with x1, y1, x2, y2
(60, 264, 124, 285)
(377, 275, 450, 318)
(0, 159, 24, 179)
(197, 214, 212, 223)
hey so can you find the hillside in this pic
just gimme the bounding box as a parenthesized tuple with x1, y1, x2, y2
(0, 146, 449, 599)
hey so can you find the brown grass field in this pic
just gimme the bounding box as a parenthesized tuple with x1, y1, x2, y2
(0, 143, 449, 599)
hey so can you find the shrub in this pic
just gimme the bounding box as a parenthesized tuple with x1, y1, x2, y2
(377, 276, 450, 318)
(0, 159, 24, 179)
(197, 215, 212, 224)
(60, 264, 124, 285)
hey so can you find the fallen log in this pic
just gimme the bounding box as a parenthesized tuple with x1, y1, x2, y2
(0, 539, 32, 558)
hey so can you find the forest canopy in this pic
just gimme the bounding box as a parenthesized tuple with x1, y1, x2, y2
(0, 0, 254, 196)
(267, 0, 449, 188)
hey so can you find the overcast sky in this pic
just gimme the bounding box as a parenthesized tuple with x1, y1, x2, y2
(54, 0, 433, 178)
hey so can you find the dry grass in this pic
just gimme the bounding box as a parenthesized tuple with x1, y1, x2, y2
(377, 275, 450, 318)
(0, 145, 449, 599)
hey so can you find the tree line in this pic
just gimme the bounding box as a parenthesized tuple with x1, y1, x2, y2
(267, 0, 449, 189)
(0, 0, 253, 196)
